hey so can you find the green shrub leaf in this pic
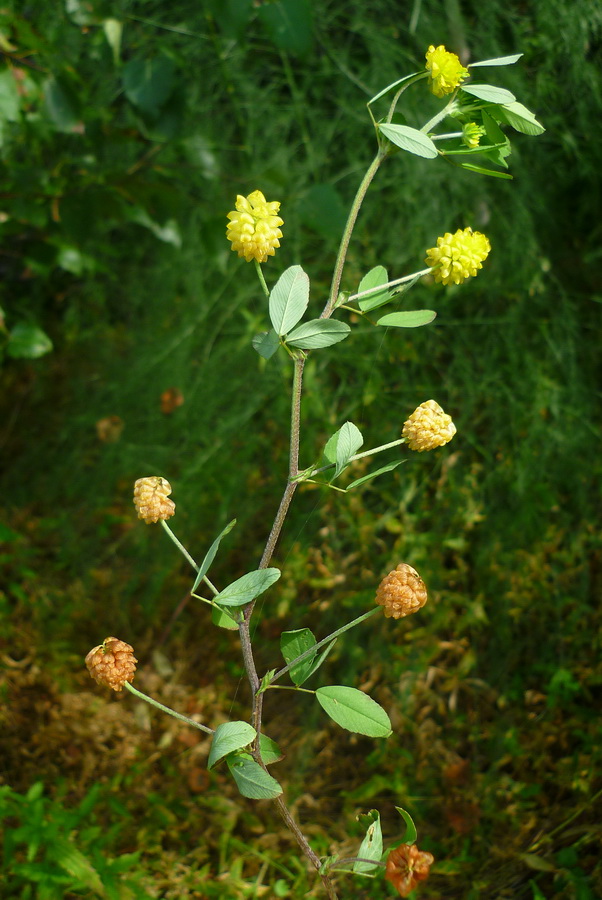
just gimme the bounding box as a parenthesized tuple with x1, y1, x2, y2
(269, 265, 310, 336)
(324, 421, 363, 478)
(462, 84, 516, 104)
(7, 324, 53, 359)
(258, 733, 284, 765)
(286, 319, 350, 350)
(281, 628, 317, 685)
(357, 265, 391, 312)
(378, 123, 438, 159)
(208, 722, 257, 769)
(376, 310, 436, 328)
(315, 686, 392, 737)
(469, 53, 523, 67)
(215, 568, 281, 607)
(252, 329, 280, 359)
(354, 810, 383, 873)
(227, 755, 283, 799)
(494, 101, 545, 136)
(192, 519, 237, 593)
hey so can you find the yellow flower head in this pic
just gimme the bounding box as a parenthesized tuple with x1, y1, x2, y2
(462, 121, 486, 149)
(226, 190, 283, 263)
(425, 227, 491, 285)
(425, 44, 468, 98)
(402, 400, 456, 452)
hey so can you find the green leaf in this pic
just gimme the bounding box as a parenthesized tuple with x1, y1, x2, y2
(395, 807, 418, 844)
(494, 101, 545, 136)
(519, 853, 557, 873)
(269, 265, 310, 336)
(346, 459, 405, 491)
(481, 110, 511, 167)
(215, 568, 281, 607)
(0, 70, 20, 123)
(286, 319, 350, 350)
(368, 71, 421, 105)
(208, 721, 257, 769)
(123, 56, 175, 116)
(281, 628, 317, 685)
(211, 605, 240, 630)
(459, 163, 513, 179)
(258, 733, 284, 765)
(335, 421, 364, 477)
(103, 18, 123, 64)
(48, 839, 104, 892)
(354, 810, 383, 874)
(376, 310, 436, 328)
(42, 77, 81, 133)
(227, 755, 283, 799)
(7, 324, 53, 359)
(252, 329, 280, 359)
(315, 686, 392, 737)
(192, 519, 237, 593)
(378, 124, 438, 159)
(357, 266, 391, 312)
(461, 84, 516, 104)
(257, 668, 277, 695)
(469, 53, 523, 68)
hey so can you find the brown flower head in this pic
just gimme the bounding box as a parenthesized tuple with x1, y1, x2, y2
(133, 476, 175, 524)
(385, 843, 435, 896)
(85, 637, 137, 692)
(375, 563, 427, 619)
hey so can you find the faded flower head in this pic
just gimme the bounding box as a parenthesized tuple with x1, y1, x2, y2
(376, 563, 428, 619)
(385, 843, 435, 897)
(402, 399, 456, 452)
(226, 190, 283, 263)
(85, 637, 137, 692)
(425, 227, 491, 285)
(425, 44, 468, 97)
(133, 476, 175, 524)
(462, 121, 486, 149)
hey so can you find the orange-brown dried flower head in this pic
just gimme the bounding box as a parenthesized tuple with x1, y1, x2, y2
(376, 563, 427, 619)
(133, 476, 175, 524)
(385, 843, 435, 897)
(85, 637, 137, 692)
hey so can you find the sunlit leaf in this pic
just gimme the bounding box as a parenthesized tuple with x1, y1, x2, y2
(269, 265, 310, 336)
(494, 101, 545, 136)
(354, 809, 383, 873)
(357, 265, 391, 312)
(286, 319, 350, 350)
(208, 722, 257, 769)
(316, 686, 392, 737)
(469, 54, 523, 68)
(192, 519, 237, 593)
(462, 84, 516, 104)
(227, 755, 283, 799)
(395, 807, 418, 844)
(281, 628, 317, 685)
(378, 123, 438, 159)
(252, 330, 280, 359)
(215, 568, 281, 607)
(376, 310, 436, 328)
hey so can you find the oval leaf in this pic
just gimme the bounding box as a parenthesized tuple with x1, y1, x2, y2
(258, 733, 284, 765)
(316, 686, 392, 737)
(354, 810, 383, 874)
(334, 421, 363, 477)
(211, 605, 240, 630)
(281, 628, 317, 686)
(215, 568, 281, 607)
(7, 324, 53, 359)
(227, 755, 283, 799)
(192, 519, 236, 593)
(252, 329, 280, 359)
(286, 319, 350, 350)
(378, 124, 438, 159)
(469, 53, 523, 68)
(494, 101, 545, 136)
(376, 310, 436, 328)
(357, 265, 391, 312)
(208, 721, 256, 769)
(269, 265, 310, 336)
(461, 84, 516, 104)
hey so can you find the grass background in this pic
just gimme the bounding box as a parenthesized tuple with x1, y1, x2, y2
(0, 0, 601, 897)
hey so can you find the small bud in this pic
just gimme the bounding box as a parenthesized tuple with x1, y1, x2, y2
(133, 476, 175, 524)
(402, 399, 456, 452)
(85, 637, 137, 691)
(385, 843, 435, 896)
(375, 563, 427, 619)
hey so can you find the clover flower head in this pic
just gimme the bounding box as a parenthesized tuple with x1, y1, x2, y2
(85, 637, 137, 692)
(425, 227, 491, 285)
(425, 44, 468, 98)
(462, 121, 486, 149)
(133, 476, 175, 524)
(385, 843, 435, 897)
(403, 399, 456, 452)
(226, 190, 283, 263)
(375, 563, 428, 619)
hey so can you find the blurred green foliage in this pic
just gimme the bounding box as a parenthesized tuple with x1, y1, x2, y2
(1, 0, 601, 897)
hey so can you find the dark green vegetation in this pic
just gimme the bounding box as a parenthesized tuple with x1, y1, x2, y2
(1, 1, 601, 897)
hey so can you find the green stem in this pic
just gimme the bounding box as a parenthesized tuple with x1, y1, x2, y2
(270, 608, 380, 685)
(160, 520, 218, 595)
(294, 438, 406, 483)
(254, 259, 270, 298)
(124, 682, 214, 734)
(421, 95, 459, 134)
(267, 684, 316, 695)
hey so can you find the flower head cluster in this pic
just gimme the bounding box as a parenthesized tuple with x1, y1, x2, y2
(85, 637, 137, 692)
(375, 563, 428, 619)
(402, 399, 456, 452)
(425, 227, 491, 285)
(133, 476, 175, 524)
(385, 843, 435, 897)
(425, 44, 468, 98)
(462, 121, 486, 148)
(226, 190, 283, 263)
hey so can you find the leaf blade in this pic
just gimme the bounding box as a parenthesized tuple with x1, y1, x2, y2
(376, 310, 436, 328)
(315, 686, 392, 737)
(227, 755, 283, 799)
(286, 319, 350, 350)
(208, 722, 257, 769)
(378, 123, 438, 159)
(215, 568, 281, 607)
(269, 265, 310, 336)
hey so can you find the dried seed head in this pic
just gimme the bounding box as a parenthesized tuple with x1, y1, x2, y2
(402, 399, 456, 452)
(375, 563, 427, 619)
(385, 843, 435, 896)
(85, 637, 137, 691)
(133, 476, 175, 524)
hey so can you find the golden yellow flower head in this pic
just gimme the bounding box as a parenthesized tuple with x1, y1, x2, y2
(425, 44, 469, 98)
(375, 563, 428, 619)
(402, 399, 456, 452)
(85, 637, 137, 692)
(133, 476, 175, 524)
(425, 227, 491, 285)
(226, 190, 283, 263)
(462, 121, 486, 149)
